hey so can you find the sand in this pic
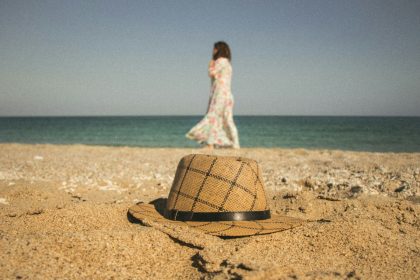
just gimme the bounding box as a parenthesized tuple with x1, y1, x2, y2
(0, 144, 419, 279)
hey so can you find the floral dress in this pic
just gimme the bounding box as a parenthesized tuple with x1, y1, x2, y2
(186, 57, 240, 148)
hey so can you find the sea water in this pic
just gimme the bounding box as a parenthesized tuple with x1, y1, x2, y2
(0, 116, 419, 152)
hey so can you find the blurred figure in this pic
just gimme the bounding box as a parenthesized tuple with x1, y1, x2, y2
(186, 41, 240, 149)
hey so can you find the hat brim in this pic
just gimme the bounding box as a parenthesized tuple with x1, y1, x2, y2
(128, 199, 306, 237)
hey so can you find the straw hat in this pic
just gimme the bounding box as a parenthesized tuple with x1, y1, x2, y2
(128, 154, 304, 237)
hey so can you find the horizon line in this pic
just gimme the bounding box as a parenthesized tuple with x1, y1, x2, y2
(1, 114, 419, 118)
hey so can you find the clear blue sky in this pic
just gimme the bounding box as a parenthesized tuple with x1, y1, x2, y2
(1, 0, 419, 116)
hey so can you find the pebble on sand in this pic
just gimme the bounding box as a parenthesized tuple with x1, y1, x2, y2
(0, 197, 9, 205)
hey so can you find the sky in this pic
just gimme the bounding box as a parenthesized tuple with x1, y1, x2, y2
(1, 0, 419, 116)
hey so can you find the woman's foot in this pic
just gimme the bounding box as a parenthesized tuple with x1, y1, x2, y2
(202, 144, 214, 150)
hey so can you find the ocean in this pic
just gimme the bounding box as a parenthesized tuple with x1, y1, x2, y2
(0, 116, 419, 152)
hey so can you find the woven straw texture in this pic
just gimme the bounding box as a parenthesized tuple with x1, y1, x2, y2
(167, 154, 267, 213)
(128, 154, 305, 237)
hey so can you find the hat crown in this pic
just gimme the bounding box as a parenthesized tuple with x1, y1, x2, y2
(166, 154, 268, 213)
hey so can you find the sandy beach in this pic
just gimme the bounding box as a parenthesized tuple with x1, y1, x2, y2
(0, 144, 419, 279)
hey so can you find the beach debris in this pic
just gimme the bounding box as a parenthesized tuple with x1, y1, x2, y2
(350, 185, 363, 194)
(298, 206, 306, 213)
(283, 193, 297, 200)
(394, 183, 408, 193)
(327, 180, 334, 189)
(317, 195, 341, 201)
(70, 194, 87, 202)
(27, 208, 44, 215)
(34, 155, 44, 160)
(71, 194, 82, 200)
(0, 197, 9, 205)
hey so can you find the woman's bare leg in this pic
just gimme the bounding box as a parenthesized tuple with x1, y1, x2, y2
(203, 144, 214, 150)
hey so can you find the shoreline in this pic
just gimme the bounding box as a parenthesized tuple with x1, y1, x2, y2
(1, 144, 419, 279)
(2, 142, 420, 154)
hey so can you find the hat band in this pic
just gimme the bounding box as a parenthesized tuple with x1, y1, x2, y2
(165, 209, 271, 222)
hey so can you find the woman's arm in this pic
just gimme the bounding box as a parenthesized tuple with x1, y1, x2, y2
(208, 59, 224, 78)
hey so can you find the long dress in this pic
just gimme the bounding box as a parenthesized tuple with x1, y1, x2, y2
(186, 57, 240, 148)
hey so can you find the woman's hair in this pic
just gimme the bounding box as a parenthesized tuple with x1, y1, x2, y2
(213, 41, 231, 61)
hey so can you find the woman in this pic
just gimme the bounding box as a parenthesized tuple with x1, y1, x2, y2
(186, 41, 240, 149)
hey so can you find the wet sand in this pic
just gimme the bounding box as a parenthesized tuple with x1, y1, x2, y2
(0, 144, 419, 279)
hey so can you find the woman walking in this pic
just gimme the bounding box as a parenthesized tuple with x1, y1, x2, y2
(186, 41, 240, 149)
